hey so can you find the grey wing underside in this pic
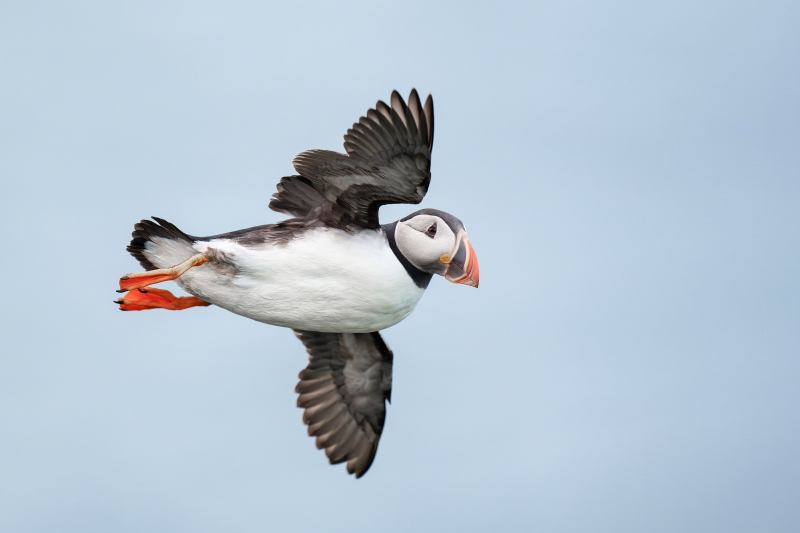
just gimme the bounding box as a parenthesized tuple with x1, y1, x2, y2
(293, 330, 393, 478)
(270, 89, 435, 230)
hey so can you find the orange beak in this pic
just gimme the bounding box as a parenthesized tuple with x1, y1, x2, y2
(445, 237, 480, 288)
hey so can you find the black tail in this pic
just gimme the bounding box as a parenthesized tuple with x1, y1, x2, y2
(127, 217, 194, 271)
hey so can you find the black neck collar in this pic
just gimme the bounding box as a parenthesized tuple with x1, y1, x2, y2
(382, 222, 433, 289)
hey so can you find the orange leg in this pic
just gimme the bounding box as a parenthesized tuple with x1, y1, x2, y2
(118, 253, 208, 292)
(115, 287, 211, 311)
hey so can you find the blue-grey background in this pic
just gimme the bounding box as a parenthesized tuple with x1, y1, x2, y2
(1, 1, 798, 531)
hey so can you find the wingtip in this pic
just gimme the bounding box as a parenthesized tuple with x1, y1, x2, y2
(389, 90, 410, 128)
(410, 89, 424, 108)
(424, 94, 434, 150)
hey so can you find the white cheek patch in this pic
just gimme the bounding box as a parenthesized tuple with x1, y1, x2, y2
(395, 216, 456, 273)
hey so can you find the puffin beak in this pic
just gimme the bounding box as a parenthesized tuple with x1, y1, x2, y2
(445, 237, 480, 288)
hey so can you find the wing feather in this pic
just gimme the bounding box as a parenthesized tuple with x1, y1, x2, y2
(294, 330, 393, 478)
(269, 89, 434, 229)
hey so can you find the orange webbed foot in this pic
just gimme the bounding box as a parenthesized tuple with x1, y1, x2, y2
(115, 287, 211, 311)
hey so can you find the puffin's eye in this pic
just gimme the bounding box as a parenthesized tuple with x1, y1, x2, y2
(425, 223, 437, 238)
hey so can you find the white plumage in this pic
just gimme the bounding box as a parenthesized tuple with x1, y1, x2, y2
(141, 227, 425, 332)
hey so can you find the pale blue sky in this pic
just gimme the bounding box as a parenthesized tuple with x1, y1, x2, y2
(1, 1, 798, 531)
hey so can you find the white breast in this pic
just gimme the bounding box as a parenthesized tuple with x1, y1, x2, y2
(172, 227, 425, 333)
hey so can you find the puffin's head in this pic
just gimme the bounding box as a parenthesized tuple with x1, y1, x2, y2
(393, 209, 480, 288)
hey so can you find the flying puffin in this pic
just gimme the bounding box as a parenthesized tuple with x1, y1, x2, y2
(115, 89, 480, 477)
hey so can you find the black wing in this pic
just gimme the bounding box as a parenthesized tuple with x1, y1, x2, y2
(270, 89, 434, 229)
(294, 330, 393, 478)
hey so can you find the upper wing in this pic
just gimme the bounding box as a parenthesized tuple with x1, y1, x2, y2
(270, 89, 434, 229)
(293, 330, 393, 478)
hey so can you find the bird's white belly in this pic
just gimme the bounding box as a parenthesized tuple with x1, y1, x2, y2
(175, 228, 425, 333)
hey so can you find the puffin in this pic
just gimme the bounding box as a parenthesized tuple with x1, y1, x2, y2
(115, 89, 479, 477)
